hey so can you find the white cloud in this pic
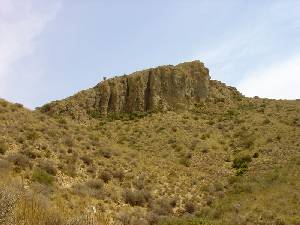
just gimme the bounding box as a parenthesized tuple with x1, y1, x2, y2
(237, 55, 300, 99)
(0, 0, 61, 102)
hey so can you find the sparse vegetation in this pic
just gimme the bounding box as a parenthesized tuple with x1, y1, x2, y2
(0, 70, 299, 225)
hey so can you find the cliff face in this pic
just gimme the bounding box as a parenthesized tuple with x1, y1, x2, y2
(96, 60, 210, 115)
(39, 60, 211, 119)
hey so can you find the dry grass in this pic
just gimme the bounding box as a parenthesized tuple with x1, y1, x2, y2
(0, 82, 299, 225)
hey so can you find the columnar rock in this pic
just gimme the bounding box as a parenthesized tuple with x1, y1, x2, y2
(96, 60, 210, 115)
(39, 60, 211, 120)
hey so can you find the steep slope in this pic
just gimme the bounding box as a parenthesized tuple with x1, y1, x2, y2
(0, 61, 300, 225)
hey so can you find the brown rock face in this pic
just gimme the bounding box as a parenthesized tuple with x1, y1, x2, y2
(96, 60, 210, 115)
(39, 60, 210, 119)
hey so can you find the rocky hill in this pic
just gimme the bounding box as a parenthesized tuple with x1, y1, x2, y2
(0, 61, 300, 225)
(38, 61, 228, 121)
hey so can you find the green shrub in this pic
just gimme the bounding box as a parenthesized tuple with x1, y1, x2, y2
(32, 168, 54, 185)
(232, 155, 252, 168)
(232, 154, 252, 174)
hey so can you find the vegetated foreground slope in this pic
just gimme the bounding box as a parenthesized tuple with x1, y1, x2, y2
(0, 61, 300, 225)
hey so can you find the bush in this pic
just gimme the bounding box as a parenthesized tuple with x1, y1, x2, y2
(151, 198, 173, 216)
(38, 160, 57, 176)
(98, 149, 112, 158)
(86, 179, 104, 190)
(99, 170, 111, 183)
(80, 155, 93, 165)
(185, 202, 196, 214)
(112, 169, 125, 181)
(179, 153, 192, 167)
(26, 130, 39, 141)
(123, 189, 151, 206)
(253, 152, 259, 158)
(0, 159, 11, 171)
(0, 141, 8, 155)
(232, 154, 252, 175)
(20, 148, 39, 159)
(32, 168, 54, 185)
(7, 153, 31, 170)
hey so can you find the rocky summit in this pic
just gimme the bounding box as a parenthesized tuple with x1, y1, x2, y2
(39, 61, 210, 119)
(97, 61, 210, 114)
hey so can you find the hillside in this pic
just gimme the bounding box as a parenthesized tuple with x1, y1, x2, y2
(0, 61, 300, 225)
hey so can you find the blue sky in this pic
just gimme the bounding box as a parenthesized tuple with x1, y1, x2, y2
(1, 0, 300, 109)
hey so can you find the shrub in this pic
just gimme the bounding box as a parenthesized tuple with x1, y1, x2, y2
(123, 189, 151, 206)
(231, 181, 253, 194)
(86, 179, 104, 190)
(99, 170, 111, 183)
(262, 118, 271, 125)
(81, 155, 93, 165)
(20, 148, 39, 159)
(151, 198, 173, 216)
(7, 153, 31, 170)
(0, 100, 8, 107)
(253, 152, 259, 158)
(32, 168, 54, 185)
(64, 136, 74, 147)
(26, 130, 39, 141)
(239, 134, 255, 149)
(38, 160, 57, 176)
(0, 141, 8, 155)
(112, 169, 125, 181)
(213, 182, 224, 192)
(0, 159, 11, 171)
(232, 154, 252, 175)
(179, 153, 192, 167)
(14, 103, 23, 108)
(98, 149, 112, 158)
(185, 201, 196, 214)
(146, 212, 159, 225)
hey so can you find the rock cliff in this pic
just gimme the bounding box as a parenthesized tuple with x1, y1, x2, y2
(39, 61, 212, 120)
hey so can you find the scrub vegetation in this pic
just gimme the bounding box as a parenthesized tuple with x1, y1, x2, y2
(0, 74, 299, 225)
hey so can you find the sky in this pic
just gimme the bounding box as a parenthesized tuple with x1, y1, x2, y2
(0, 0, 300, 109)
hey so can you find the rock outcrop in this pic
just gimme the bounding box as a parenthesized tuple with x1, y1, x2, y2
(39, 60, 211, 119)
(96, 60, 210, 115)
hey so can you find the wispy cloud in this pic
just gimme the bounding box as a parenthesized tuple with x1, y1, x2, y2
(0, 0, 61, 105)
(237, 54, 300, 99)
(197, 1, 300, 100)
